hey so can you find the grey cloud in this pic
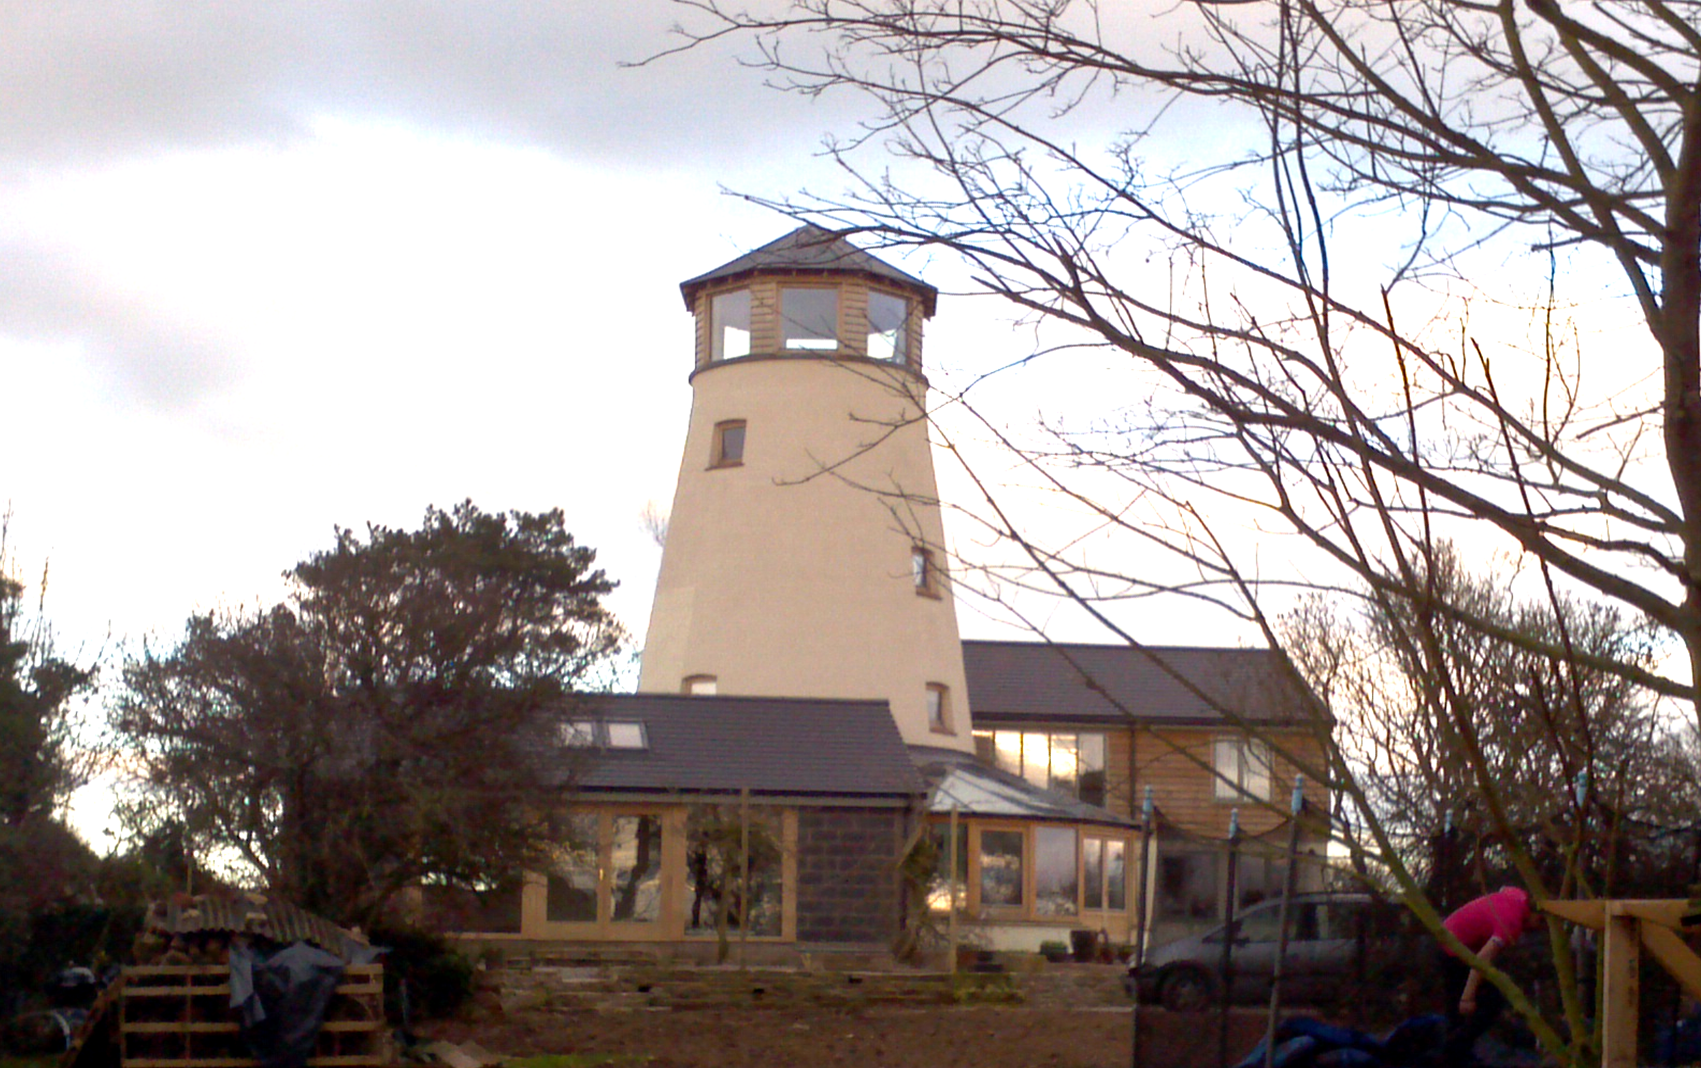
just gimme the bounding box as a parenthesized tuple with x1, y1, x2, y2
(0, 2, 825, 173)
(0, 235, 235, 410)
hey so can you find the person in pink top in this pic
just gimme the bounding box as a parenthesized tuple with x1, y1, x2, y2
(1439, 886, 1542, 1064)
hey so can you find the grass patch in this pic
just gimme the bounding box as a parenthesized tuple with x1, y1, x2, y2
(1, 1056, 64, 1068)
(951, 973, 1023, 1005)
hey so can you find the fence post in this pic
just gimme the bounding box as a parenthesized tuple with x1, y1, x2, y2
(1219, 809, 1241, 1068)
(1131, 786, 1154, 1068)
(1263, 776, 1305, 1068)
(739, 787, 751, 968)
(949, 806, 960, 975)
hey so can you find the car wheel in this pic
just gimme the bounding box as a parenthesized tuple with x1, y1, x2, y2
(1159, 966, 1216, 1012)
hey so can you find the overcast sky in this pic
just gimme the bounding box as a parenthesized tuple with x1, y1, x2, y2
(2, 4, 863, 661)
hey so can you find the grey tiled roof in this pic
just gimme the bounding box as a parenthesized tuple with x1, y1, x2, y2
(568, 693, 927, 800)
(911, 746, 1133, 828)
(962, 640, 1329, 728)
(679, 224, 938, 315)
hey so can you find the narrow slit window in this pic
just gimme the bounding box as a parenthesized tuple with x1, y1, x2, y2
(781, 287, 839, 350)
(712, 420, 746, 467)
(912, 546, 940, 597)
(926, 683, 952, 734)
(711, 289, 752, 362)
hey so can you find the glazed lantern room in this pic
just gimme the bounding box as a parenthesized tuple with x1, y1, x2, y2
(678, 225, 938, 374)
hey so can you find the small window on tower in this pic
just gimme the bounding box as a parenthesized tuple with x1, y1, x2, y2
(912, 546, 941, 598)
(926, 683, 952, 734)
(867, 291, 910, 363)
(711, 289, 752, 362)
(683, 674, 717, 695)
(712, 420, 746, 468)
(781, 287, 839, 351)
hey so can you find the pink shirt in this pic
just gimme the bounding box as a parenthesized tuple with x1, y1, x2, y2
(1443, 888, 1531, 956)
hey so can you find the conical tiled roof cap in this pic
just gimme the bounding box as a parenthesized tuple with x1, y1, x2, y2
(680, 224, 937, 315)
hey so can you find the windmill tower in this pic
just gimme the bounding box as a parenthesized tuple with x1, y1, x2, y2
(638, 226, 973, 752)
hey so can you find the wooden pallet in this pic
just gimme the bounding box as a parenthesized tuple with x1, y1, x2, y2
(119, 964, 387, 1068)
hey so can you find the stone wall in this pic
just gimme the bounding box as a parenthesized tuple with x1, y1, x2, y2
(795, 806, 904, 946)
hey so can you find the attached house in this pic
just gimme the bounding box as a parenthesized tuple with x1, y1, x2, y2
(958, 641, 1332, 947)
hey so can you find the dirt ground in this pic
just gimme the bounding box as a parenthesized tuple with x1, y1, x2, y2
(431, 1004, 1276, 1068)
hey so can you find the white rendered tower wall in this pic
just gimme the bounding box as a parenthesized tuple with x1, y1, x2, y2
(637, 228, 974, 752)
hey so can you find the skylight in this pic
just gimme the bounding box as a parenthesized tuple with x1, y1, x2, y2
(560, 719, 648, 750)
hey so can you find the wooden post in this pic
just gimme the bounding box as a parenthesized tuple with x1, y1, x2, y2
(1219, 809, 1241, 1068)
(740, 787, 752, 968)
(1131, 787, 1154, 1068)
(1263, 776, 1305, 1068)
(1601, 909, 1639, 1068)
(949, 806, 960, 975)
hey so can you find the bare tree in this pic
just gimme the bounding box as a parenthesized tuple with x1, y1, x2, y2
(1282, 543, 1692, 897)
(658, 0, 1700, 1059)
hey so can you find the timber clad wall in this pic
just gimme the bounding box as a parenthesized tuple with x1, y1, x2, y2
(795, 807, 903, 944)
(1131, 727, 1327, 838)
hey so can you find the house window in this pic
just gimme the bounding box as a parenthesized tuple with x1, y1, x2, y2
(1033, 825, 1079, 916)
(976, 729, 1107, 807)
(547, 811, 663, 927)
(605, 722, 648, 750)
(1235, 853, 1287, 910)
(1156, 849, 1219, 921)
(1213, 737, 1272, 801)
(978, 828, 1025, 907)
(712, 420, 746, 467)
(781, 287, 839, 350)
(928, 822, 969, 913)
(685, 805, 785, 938)
(545, 813, 600, 923)
(608, 815, 663, 922)
(926, 683, 952, 734)
(866, 290, 910, 363)
(558, 720, 647, 750)
(912, 546, 941, 597)
(683, 674, 718, 695)
(1083, 836, 1128, 911)
(710, 289, 751, 362)
(560, 720, 597, 748)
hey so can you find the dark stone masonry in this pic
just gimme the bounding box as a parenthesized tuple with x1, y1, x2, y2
(794, 806, 905, 945)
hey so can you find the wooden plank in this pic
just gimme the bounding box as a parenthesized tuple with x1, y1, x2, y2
(1544, 899, 1691, 930)
(1641, 924, 1701, 1000)
(126, 966, 229, 977)
(126, 1060, 386, 1068)
(1541, 900, 1605, 929)
(1601, 913, 1639, 1068)
(1611, 900, 1691, 929)
(125, 984, 234, 997)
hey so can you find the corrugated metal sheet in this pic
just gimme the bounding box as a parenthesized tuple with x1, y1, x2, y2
(143, 894, 372, 961)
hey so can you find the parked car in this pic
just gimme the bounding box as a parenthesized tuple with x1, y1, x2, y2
(1127, 892, 1405, 1011)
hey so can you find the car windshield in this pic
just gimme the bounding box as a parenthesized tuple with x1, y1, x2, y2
(1205, 901, 1341, 943)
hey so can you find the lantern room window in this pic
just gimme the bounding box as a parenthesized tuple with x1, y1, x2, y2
(781, 287, 839, 350)
(867, 290, 909, 363)
(711, 289, 751, 362)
